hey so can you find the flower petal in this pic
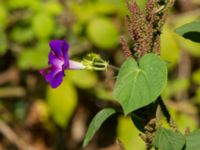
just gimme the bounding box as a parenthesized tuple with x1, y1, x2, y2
(50, 72, 64, 88)
(45, 69, 65, 88)
(68, 60, 85, 70)
(49, 40, 69, 59)
(61, 40, 69, 62)
(48, 51, 63, 68)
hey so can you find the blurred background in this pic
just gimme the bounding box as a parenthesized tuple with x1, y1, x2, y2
(0, 0, 200, 149)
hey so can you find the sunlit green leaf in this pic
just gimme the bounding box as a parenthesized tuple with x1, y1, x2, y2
(83, 108, 116, 147)
(95, 3, 117, 15)
(6, 0, 41, 11)
(179, 38, 200, 56)
(96, 0, 128, 16)
(153, 128, 185, 150)
(173, 13, 199, 30)
(32, 13, 54, 39)
(173, 14, 200, 56)
(18, 42, 49, 69)
(6, 0, 31, 9)
(28, 0, 41, 12)
(117, 117, 145, 150)
(161, 26, 180, 68)
(113, 53, 167, 115)
(0, 3, 8, 28)
(87, 17, 119, 49)
(95, 86, 115, 100)
(18, 50, 36, 69)
(10, 27, 34, 44)
(18, 50, 48, 69)
(70, 2, 97, 23)
(192, 69, 200, 85)
(175, 20, 200, 43)
(44, 1, 63, 16)
(67, 70, 97, 89)
(47, 79, 77, 128)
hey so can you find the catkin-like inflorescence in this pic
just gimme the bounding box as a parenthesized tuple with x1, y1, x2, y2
(125, 1, 147, 57)
(145, 0, 154, 22)
(122, 0, 175, 58)
(120, 36, 132, 59)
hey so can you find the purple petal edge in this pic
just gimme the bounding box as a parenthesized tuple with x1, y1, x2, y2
(49, 40, 69, 59)
(45, 69, 65, 88)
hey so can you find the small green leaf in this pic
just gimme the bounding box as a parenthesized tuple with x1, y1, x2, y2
(113, 53, 167, 115)
(18, 42, 49, 69)
(32, 13, 54, 39)
(67, 70, 97, 89)
(10, 27, 34, 44)
(18, 50, 36, 69)
(87, 17, 119, 49)
(47, 79, 77, 128)
(153, 128, 185, 150)
(185, 129, 200, 150)
(173, 15, 200, 56)
(175, 20, 200, 43)
(83, 108, 116, 147)
(117, 117, 145, 150)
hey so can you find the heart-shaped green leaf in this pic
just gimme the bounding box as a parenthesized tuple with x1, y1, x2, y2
(153, 128, 185, 150)
(113, 53, 167, 115)
(185, 129, 200, 150)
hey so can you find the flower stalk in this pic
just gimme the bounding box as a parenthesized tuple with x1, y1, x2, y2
(82, 53, 108, 71)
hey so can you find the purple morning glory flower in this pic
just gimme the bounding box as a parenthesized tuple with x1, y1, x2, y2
(40, 40, 85, 88)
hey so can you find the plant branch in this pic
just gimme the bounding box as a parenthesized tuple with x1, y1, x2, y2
(108, 64, 120, 71)
(157, 96, 179, 131)
(157, 96, 171, 123)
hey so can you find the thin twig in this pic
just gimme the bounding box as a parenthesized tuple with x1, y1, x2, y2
(108, 64, 120, 71)
(157, 96, 171, 123)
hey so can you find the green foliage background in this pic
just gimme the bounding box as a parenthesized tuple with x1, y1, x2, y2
(0, 0, 200, 149)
